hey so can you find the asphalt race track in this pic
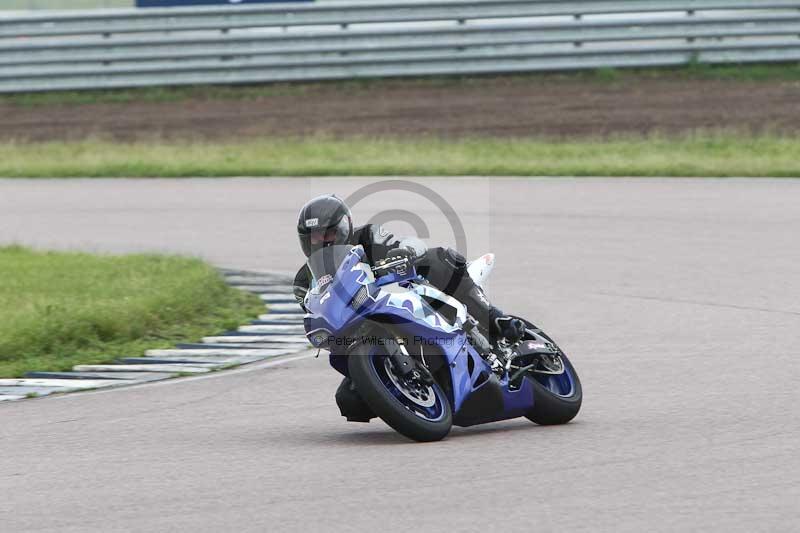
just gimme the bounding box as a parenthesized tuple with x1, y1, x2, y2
(1, 177, 799, 532)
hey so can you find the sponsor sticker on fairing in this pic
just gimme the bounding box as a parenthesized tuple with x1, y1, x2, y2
(306, 218, 319, 228)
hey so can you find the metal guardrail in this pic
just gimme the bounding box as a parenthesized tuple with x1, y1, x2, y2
(1, 0, 799, 92)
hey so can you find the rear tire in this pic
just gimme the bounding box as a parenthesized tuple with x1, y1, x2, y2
(525, 352, 582, 425)
(513, 317, 582, 426)
(348, 340, 452, 442)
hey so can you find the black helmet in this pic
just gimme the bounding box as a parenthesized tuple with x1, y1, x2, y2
(297, 194, 353, 257)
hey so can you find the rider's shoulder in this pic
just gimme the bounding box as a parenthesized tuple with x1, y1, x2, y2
(293, 263, 310, 284)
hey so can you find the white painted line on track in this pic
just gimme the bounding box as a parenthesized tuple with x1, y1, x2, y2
(262, 303, 302, 313)
(0, 386, 72, 397)
(0, 395, 26, 402)
(259, 294, 295, 303)
(35, 350, 318, 403)
(73, 364, 214, 373)
(0, 378, 122, 389)
(203, 335, 308, 344)
(27, 371, 178, 381)
(223, 276, 292, 286)
(1, 351, 317, 404)
(237, 325, 305, 333)
(232, 285, 294, 294)
(199, 342, 310, 352)
(257, 313, 304, 321)
(125, 358, 264, 367)
(144, 348, 288, 357)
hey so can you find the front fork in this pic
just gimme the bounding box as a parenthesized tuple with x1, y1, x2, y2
(385, 338, 434, 385)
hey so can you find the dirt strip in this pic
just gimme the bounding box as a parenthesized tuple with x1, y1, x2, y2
(2, 75, 800, 141)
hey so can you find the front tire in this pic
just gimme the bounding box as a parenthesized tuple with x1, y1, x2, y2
(348, 340, 452, 442)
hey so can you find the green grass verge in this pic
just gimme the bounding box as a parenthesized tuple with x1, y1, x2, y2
(0, 245, 264, 378)
(1, 133, 799, 177)
(2, 63, 800, 107)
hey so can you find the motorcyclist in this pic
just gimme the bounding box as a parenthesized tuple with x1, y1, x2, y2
(293, 194, 525, 345)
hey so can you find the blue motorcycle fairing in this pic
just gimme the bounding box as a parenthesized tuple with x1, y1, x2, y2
(374, 269, 416, 287)
(304, 247, 370, 348)
(303, 245, 536, 422)
(446, 336, 535, 422)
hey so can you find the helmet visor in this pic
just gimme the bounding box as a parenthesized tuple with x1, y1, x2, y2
(299, 215, 351, 257)
(310, 227, 340, 246)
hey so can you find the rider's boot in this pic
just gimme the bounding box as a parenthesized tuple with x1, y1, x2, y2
(335, 377, 376, 423)
(493, 315, 526, 345)
(459, 285, 525, 345)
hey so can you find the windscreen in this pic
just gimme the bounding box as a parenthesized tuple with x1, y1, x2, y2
(306, 245, 354, 286)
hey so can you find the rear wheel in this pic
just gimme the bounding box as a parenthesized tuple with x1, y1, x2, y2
(348, 340, 452, 442)
(524, 352, 582, 425)
(514, 318, 582, 425)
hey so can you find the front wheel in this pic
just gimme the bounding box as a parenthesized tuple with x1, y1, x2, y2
(348, 340, 452, 442)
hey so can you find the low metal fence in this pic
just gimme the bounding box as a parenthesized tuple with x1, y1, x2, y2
(1, 0, 798, 92)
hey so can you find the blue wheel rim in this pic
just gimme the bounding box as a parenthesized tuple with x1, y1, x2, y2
(531, 359, 576, 398)
(369, 348, 446, 422)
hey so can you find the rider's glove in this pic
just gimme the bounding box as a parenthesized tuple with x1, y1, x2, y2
(373, 248, 415, 277)
(400, 246, 418, 264)
(493, 316, 526, 344)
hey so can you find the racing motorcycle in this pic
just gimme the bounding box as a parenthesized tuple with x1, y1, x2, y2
(303, 244, 582, 442)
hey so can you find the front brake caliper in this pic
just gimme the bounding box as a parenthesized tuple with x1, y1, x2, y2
(386, 339, 433, 385)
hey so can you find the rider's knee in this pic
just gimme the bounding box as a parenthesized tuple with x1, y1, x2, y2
(418, 247, 471, 295)
(439, 247, 467, 273)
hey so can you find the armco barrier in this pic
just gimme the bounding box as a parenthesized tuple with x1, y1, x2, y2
(0, 0, 799, 92)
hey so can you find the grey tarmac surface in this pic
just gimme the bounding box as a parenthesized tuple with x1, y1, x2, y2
(1, 177, 799, 532)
